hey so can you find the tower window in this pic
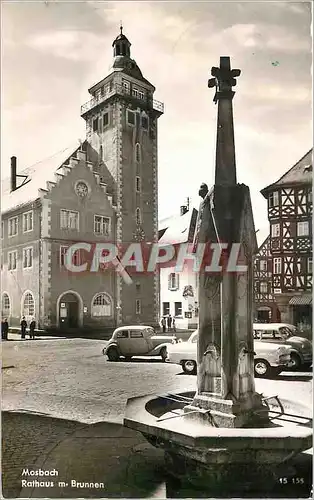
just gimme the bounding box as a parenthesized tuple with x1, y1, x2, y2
(135, 143, 141, 163)
(93, 118, 99, 132)
(132, 88, 145, 100)
(116, 45, 121, 56)
(122, 80, 130, 93)
(136, 208, 141, 225)
(127, 110, 135, 125)
(141, 116, 148, 130)
(103, 112, 109, 127)
(136, 176, 141, 192)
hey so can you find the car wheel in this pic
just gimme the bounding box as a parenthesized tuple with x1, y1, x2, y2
(106, 347, 120, 362)
(287, 353, 301, 370)
(160, 347, 167, 362)
(182, 360, 197, 375)
(254, 359, 271, 378)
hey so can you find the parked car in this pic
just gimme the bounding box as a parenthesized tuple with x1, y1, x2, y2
(103, 325, 176, 362)
(253, 323, 312, 370)
(166, 330, 292, 378)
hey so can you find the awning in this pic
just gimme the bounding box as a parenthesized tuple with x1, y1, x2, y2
(289, 295, 312, 306)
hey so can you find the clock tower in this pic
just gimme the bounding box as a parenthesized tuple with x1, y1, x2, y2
(80, 27, 164, 326)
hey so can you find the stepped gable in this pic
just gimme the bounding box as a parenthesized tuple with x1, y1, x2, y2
(1, 141, 115, 214)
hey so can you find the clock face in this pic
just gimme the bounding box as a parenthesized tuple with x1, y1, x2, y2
(75, 182, 89, 198)
(134, 227, 145, 242)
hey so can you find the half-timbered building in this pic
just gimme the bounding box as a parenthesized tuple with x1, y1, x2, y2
(254, 149, 313, 326)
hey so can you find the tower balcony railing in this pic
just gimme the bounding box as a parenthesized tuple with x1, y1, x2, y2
(80, 84, 164, 116)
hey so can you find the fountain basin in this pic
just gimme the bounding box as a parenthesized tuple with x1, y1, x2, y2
(124, 391, 312, 494)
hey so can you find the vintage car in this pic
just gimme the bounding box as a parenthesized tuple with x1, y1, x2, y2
(103, 325, 176, 362)
(253, 323, 312, 370)
(166, 330, 292, 378)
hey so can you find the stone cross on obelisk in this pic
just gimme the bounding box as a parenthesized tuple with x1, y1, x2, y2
(185, 57, 265, 428)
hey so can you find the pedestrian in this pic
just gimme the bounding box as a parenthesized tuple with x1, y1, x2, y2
(161, 317, 166, 333)
(167, 314, 172, 332)
(1, 318, 9, 340)
(172, 318, 176, 333)
(20, 316, 27, 339)
(29, 318, 36, 339)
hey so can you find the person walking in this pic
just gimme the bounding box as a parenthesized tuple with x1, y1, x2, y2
(172, 318, 176, 333)
(29, 318, 36, 339)
(20, 317, 27, 339)
(161, 317, 166, 333)
(167, 314, 172, 332)
(1, 318, 9, 340)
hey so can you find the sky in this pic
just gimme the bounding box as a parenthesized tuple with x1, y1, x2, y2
(1, 0, 312, 241)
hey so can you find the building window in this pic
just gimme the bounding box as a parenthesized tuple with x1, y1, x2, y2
(136, 176, 141, 192)
(174, 302, 182, 316)
(91, 293, 112, 317)
(271, 223, 280, 237)
(132, 88, 145, 100)
(141, 116, 148, 130)
(93, 117, 99, 132)
(94, 215, 110, 236)
(8, 216, 18, 237)
(23, 247, 33, 269)
(273, 257, 282, 274)
(136, 208, 141, 225)
(8, 250, 17, 271)
(122, 80, 130, 93)
(99, 146, 103, 161)
(22, 292, 35, 317)
(259, 260, 267, 271)
(23, 211, 33, 233)
(103, 112, 109, 127)
(136, 299, 141, 314)
(1, 221, 4, 239)
(135, 143, 141, 163)
(168, 273, 179, 291)
(269, 191, 279, 207)
(308, 257, 312, 274)
(60, 246, 82, 268)
(2, 293, 11, 317)
(127, 110, 135, 125)
(60, 209, 79, 230)
(162, 302, 170, 316)
(297, 221, 309, 236)
(260, 282, 268, 294)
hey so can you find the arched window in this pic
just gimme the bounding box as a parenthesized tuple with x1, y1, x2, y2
(135, 143, 141, 163)
(2, 293, 10, 318)
(22, 292, 35, 318)
(136, 208, 141, 225)
(99, 145, 103, 161)
(91, 293, 112, 317)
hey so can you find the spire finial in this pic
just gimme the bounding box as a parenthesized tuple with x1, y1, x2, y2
(120, 21, 123, 35)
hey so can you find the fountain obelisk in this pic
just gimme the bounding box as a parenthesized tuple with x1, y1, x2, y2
(185, 56, 265, 427)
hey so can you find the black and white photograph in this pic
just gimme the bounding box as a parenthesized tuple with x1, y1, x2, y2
(1, 1, 313, 498)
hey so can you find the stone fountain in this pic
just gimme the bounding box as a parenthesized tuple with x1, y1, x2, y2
(124, 57, 312, 496)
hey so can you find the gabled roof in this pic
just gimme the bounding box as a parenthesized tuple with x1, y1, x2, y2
(261, 148, 313, 197)
(1, 142, 82, 214)
(158, 208, 198, 245)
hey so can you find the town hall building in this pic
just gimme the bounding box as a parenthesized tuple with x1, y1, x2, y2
(1, 28, 163, 333)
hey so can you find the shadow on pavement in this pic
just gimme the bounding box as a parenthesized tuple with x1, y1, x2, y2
(2, 411, 312, 498)
(277, 374, 312, 382)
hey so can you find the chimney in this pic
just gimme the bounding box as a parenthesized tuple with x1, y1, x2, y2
(180, 205, 188, 216)
(11, 156, 17, 192)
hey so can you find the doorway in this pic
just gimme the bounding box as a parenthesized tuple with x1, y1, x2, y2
(58, 292, 80, 329)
